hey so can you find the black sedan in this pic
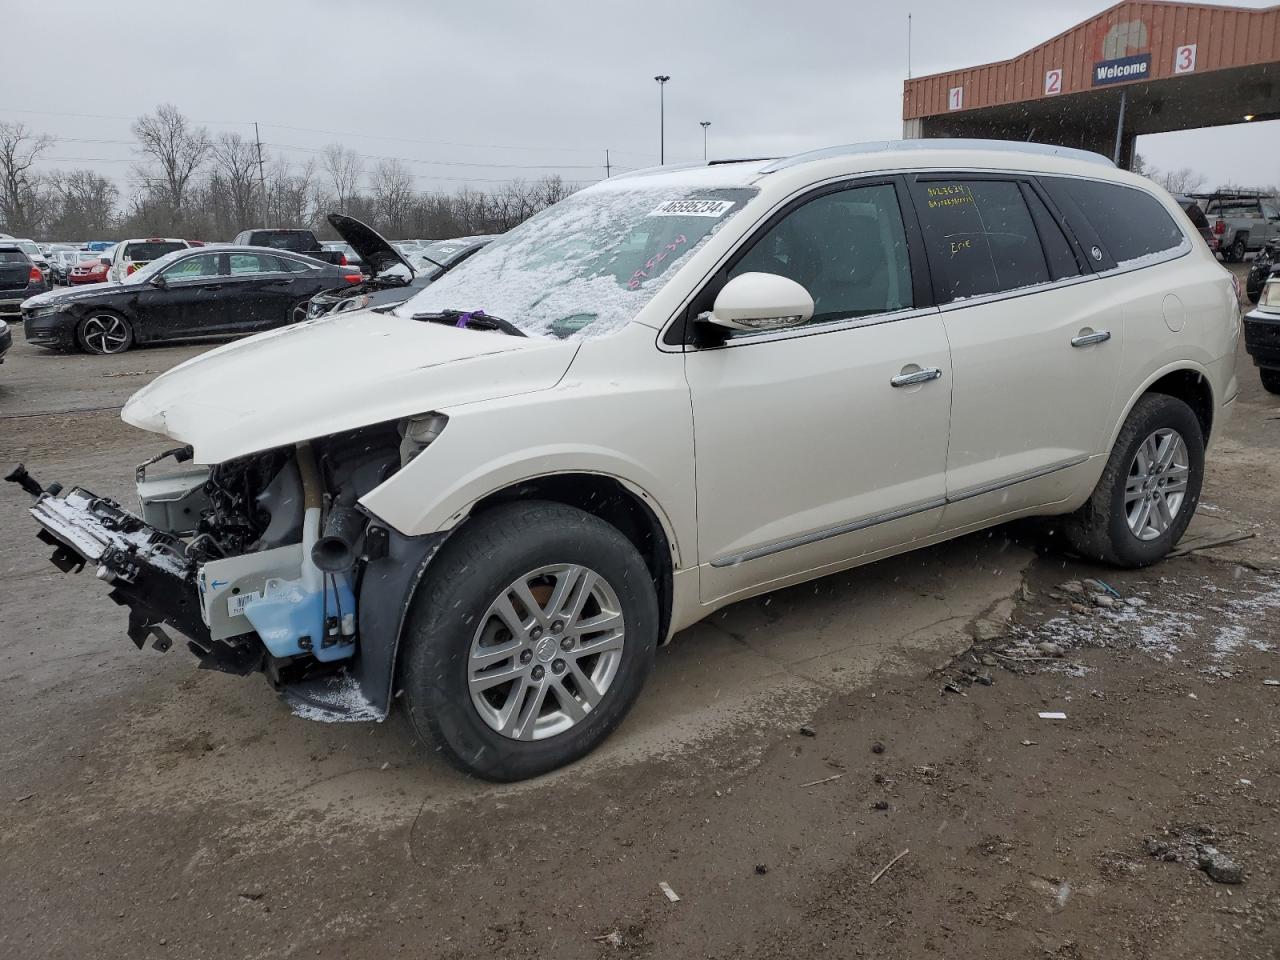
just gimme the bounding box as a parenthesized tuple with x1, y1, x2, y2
(21, 246, 363, 355)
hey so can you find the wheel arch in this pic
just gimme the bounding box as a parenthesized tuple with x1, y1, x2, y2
(466, 473, 676, 647)
(1110, 362, 1215, 453)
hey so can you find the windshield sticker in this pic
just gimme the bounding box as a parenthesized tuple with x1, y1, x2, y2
(628, 234, 689, 289)
(649, 199, 735, 218)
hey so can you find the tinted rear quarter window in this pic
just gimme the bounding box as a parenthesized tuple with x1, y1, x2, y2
(1050, 179, 1187, 266)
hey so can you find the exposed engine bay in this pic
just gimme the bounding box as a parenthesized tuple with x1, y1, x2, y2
(7, 413, 450, 719)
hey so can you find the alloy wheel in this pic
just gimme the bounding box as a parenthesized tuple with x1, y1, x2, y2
(80, 314, 130, 354)
(468, 564, 626, 741)
(1124, 427, 1190, 541)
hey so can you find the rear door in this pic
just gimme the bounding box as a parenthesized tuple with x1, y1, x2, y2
(0, 249, 31, 299)
(905, 174, 1121, 528)
(226, 252, 311, 331)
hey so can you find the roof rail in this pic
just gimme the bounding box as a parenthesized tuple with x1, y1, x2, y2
(1186, 190, 1276, 200)
(760, 138, 1114, 173)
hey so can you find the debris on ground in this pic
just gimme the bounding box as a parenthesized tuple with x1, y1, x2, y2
(799, 725, 816, 738)
(869, 848, 910, 885)
(871, 741, 885, 754)
(754, 864, 769, 875)
(801, 774, 843, 788)
(1039, 711, 1067, 720)
(592, 930, 625, 948)
(658, 881, 681, 903)
(1197, 845, 1245, 885)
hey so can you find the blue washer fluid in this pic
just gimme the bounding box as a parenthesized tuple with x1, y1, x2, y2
(242, 574, 356, 662)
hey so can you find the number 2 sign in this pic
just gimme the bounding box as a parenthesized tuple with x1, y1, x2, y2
(948, 86, 964, 111)
(1044, 68, 1063, 96)
(1174, 43, 1197, 74)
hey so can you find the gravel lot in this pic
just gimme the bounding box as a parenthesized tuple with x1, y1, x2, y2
(1, 274, 1276, 960)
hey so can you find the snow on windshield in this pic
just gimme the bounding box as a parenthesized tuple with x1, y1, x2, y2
(395, 172, 761, 339)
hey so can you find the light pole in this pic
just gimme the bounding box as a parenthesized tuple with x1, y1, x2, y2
(700, 121, 711, 161)
(654, 75, 670, 164)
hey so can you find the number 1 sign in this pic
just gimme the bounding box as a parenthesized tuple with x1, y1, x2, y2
(948, 86, 964, 111)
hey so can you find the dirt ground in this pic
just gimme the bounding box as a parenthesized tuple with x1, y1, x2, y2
(1, 276, 1277, 960)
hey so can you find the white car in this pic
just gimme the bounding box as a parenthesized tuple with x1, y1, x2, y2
(108, 237, 191, 282)
(7, 238, 53, 279)
(16, 140, 1239, 780)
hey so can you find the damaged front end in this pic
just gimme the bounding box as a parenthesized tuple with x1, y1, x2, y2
(7, 415, 449, 720)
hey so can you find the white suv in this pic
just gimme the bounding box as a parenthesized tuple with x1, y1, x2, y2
(17, 140, 1239, 780)
(108, 237, 190, 282)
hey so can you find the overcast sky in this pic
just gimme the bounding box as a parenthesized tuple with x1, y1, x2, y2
(7, 0, 1278, 197)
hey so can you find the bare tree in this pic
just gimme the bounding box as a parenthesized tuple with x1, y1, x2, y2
(0, 121, 53, 235)
(211, 132, 262, 228)
(1154, 167, 1207, 194)
(322, 143, 364, 212)
(131, 104, 211, 220)
(266, 158, 317, 227)
(51, 169, 119, 235)
(370, 159, 416, 237)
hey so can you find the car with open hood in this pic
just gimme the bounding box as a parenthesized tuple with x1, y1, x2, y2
(9, 140, 1239, 781)
(306, 214, 493, 318)
(21, 245, 363, 354)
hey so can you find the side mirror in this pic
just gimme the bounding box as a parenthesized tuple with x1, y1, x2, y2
(703, 272, 814, 332)
(149, 274, 168, 290)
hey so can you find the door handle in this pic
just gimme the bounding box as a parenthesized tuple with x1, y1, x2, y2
(1071, 329, 1111, 347)
(890, 367, 943, 388)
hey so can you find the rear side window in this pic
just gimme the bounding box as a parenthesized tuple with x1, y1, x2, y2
(252, 231, 313, 252)
(910, 179, 1050, 302)
(1049, 179, 1186, 266)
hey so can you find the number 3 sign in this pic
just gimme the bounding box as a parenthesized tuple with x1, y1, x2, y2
(1174, 44, 1197, 74)
(1044, 69, 1063, 95)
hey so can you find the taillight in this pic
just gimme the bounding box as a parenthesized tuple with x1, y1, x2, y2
(1214, 220, 1226, 235)
(338, 253, 348, 266)
(341, 272, 362, 284)
(29, 266, 42, 282)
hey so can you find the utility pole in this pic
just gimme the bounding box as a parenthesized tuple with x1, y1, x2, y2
(654, 75, 670, 164)
(700, 121, 711, 161)
(254, 121, 268, 224)
(907, 13, 913, 79)
(605, 148, 611, 179)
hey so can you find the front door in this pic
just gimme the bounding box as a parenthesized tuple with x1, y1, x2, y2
(684, 180, 952, 604)
(135, 252, 228, 339)
(904, 176, 1122, 525)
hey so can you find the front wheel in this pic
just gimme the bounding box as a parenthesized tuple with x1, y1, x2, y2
(400, 500, 659, 781)
(1063, 394, 1204, 567)
(76, 312, 134, 355)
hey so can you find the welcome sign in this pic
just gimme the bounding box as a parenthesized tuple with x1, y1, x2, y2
(1093, 52, 1151, 86)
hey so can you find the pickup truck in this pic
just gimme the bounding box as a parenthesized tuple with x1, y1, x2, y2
(1195, 193, 1280, 263)
(231, 228, 350, 267)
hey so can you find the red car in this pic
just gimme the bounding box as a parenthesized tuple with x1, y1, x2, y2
(68, 254, 111, 286)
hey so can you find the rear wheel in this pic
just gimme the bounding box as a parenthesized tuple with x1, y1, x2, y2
(76, 312, 133, 355)
(1260, 369, 1280, 395)
(1230, 236, 1248, 263)
(1063, 394, 1203, 567)
(400, 500, 659, 781)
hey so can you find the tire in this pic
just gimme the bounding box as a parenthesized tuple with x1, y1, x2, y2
(1229, 236, 1248, 263)
(1062, 394, 1204, 568)
(400, 500, 659, 781)
(1260, 369, 1280, 395)
(76, 311, 134, 355)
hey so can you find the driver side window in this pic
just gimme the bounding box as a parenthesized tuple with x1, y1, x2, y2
(161, 253, 222, 281)
(727, 183, 913, 332)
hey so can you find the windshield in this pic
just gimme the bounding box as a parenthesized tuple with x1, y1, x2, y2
(123, 248, 193, 284)
(16, 240, 41, 257)
(395, 180, 758, 339)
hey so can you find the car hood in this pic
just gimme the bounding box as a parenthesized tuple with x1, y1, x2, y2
(328, 213, 413, 278)
(121, 308, 578, 464)
(22, 281, 123, 309)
